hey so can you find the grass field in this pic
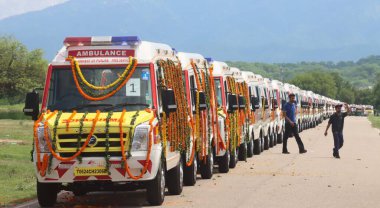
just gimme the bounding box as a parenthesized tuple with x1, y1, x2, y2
(0, 119, 36, 206)
(368, 115, 380, 129)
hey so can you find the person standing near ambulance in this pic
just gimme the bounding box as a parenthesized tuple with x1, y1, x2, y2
(282, 93, 307, 154)
(324, 103, 351, 159)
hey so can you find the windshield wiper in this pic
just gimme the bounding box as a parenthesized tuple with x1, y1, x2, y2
(104, 103, 149, 111)
(70, 103, 114, 111)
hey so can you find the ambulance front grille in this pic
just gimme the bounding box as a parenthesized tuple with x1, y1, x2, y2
(56, 133, 127, 157)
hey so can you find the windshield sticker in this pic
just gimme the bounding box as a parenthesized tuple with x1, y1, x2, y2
(126, 78, 141, 96)
(141, 71, 150, 80)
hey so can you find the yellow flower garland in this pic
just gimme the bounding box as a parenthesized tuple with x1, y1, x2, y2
(73, 56, 134, 90)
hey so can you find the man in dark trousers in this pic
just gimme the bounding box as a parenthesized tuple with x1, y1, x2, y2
(324, 103, 351, 158)
(282, 93, 307, 154)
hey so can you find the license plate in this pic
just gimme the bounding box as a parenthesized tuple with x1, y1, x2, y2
(74, 167, 108, 176)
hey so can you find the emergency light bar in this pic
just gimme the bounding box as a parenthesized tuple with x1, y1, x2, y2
(205, 57, 214, 63)
(64, 36, 141, 47)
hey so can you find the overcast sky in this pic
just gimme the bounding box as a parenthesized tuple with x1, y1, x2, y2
(0, 0, 69, 20)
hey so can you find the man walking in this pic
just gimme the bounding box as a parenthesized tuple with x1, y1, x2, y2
(324, 103, 351, 158)
(282, 93, 307, 154)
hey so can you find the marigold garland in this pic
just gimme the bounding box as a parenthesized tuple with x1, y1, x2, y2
(157, 59, 191, 164)
(120, 109, 156, 179)
(67, 56, 138, 101)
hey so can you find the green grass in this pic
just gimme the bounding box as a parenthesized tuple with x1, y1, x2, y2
(0, 120, 36, 206)
(368, 115, 380, 130)
(0, 104, 24, 113)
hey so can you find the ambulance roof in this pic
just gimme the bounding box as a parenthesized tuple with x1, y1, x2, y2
(242, 71, 255, 83)
(177, 52, 207, 71)
(52, 36, 176, 64)
(230, 67, 244, 82)
(207, 59, 231, 76)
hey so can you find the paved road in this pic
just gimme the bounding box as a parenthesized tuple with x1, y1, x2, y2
(16, 117, 380, 208)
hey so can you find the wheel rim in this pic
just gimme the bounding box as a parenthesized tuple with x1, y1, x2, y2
(180, 161, 183, 188)
(160, 165, 165, 198)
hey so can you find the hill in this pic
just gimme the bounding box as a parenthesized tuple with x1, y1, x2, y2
(1, 0, 380, 62)
(227, 55, 380, 88)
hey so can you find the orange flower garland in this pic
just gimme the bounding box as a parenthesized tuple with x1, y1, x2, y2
(67, 56, 138, 101)
(44, 110, 101, 162)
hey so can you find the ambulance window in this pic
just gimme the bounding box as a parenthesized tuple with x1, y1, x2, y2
(248, 86, 252, 97)
(214, 78, 223, 107)
(263, 88, 267, 98)
(157, 71, 162, 110)
(273, 90, 278, 100)
(190, 75, 196, 108)
(255, 86, 260, 98)
(224, 80, 228, 95)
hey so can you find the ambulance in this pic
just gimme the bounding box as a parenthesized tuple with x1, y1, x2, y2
(177, 52, 216, 182)
(241, 71, 262, 155)
(23, 36, 192, 206)
(254, 77, 272, 150)
(206, 59, 238, 170)
(229, 67, 249, 161)
(270, 80, 286, 144)
(249, 74, 268, 154)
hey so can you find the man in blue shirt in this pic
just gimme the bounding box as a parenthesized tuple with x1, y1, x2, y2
(282, 93, 307, 154)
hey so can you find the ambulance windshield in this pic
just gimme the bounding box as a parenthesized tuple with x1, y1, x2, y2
(47, 67, 153, 112)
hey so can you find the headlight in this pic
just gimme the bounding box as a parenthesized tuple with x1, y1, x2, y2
(131, 126, 149, 151)
(37, 125, 51, 153)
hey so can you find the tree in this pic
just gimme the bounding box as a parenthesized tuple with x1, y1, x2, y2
(290, 71, 337, 98)
(0, 36, 47, 104)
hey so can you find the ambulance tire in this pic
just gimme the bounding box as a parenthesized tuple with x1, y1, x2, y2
(183, 155, 197, 186)
(218, 150, 230, 173)
(264, 135, 269, 150)
(273, 132, 277, 146)
(269, 132, 274, 148)
(277, 132, 283, 144)
(229, 149, 238, 168)
(254, 138, 261, 155)
(147, 160, 165, 205)
(37, 181, 59, 207)
(247, 138, 254, 158)
(200, 150, 214, 179)
(238, 142, 247, 161)
(167, 157, 183, 195)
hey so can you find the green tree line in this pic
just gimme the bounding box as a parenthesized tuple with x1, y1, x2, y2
(228, 57, 380, 109)
(0, 36, 47, 104)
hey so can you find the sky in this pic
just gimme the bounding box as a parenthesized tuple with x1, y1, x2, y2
(0, 0, 68, 20)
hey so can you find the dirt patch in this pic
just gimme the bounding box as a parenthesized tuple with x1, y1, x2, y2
(0, 139, 26, 145)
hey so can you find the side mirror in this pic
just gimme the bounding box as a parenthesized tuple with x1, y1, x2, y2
(162, 89, 177, 114)
(227, 94, 238, 112)
(301, 101, 308, 108)
(23, 91, 40, 120)
(198, 91, 207, 111)
(238, 95, 246, 108)
(250, 97, 260, 111)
